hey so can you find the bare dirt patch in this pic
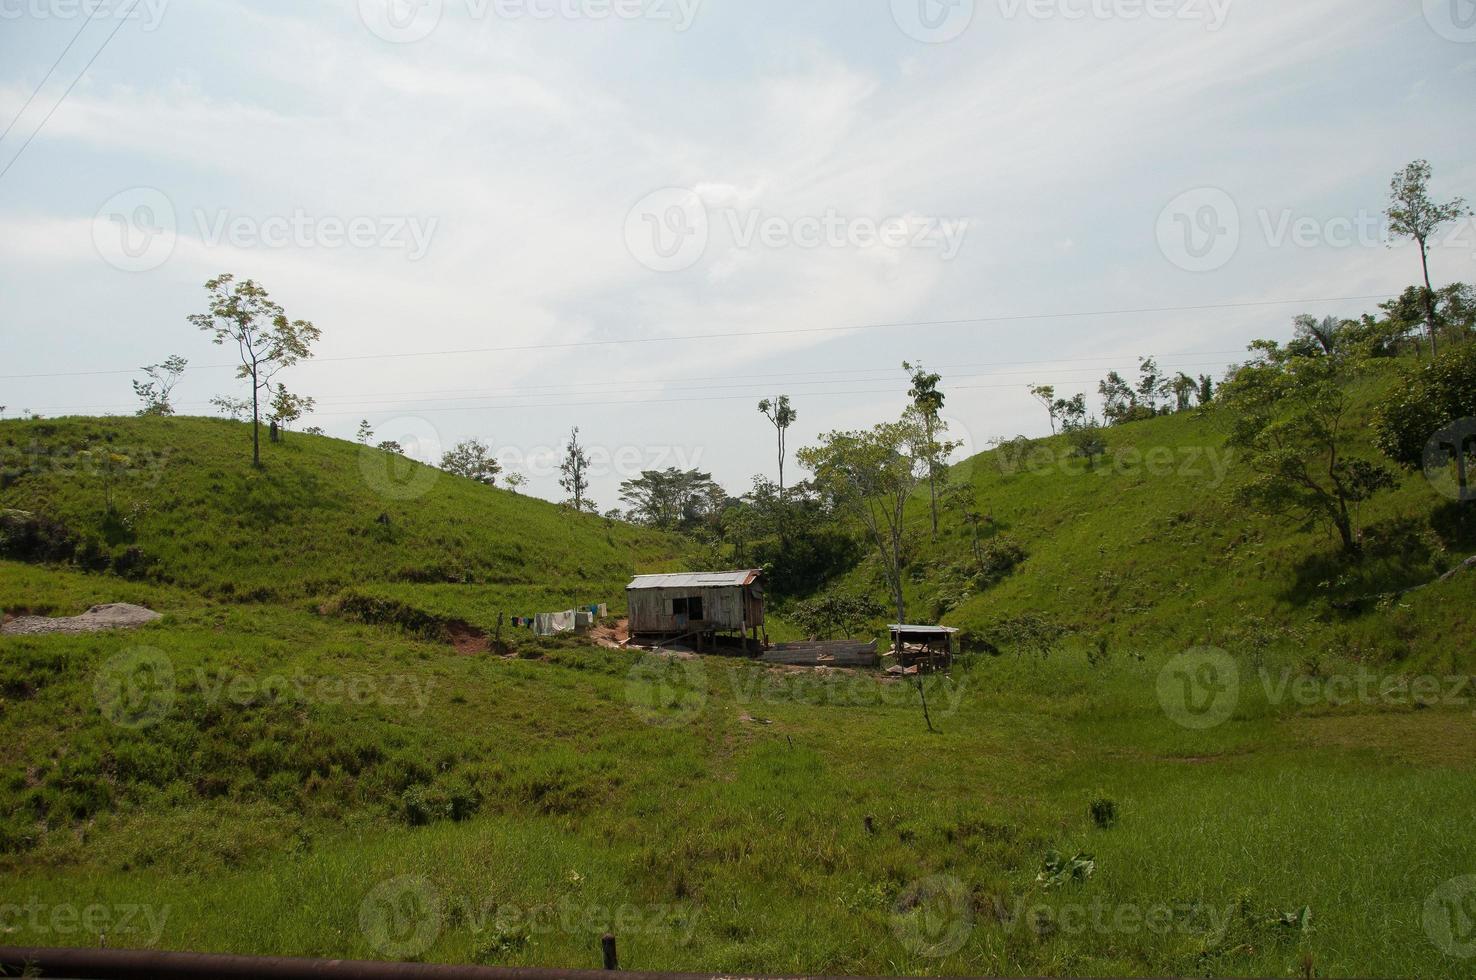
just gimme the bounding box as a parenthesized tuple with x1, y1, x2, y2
(446, 621, 491, 656)
(2, 603, 162, 636)
(589, 618, 630, 649)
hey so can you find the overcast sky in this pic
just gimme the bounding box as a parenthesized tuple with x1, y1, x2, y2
(2, 0, 1474, 507)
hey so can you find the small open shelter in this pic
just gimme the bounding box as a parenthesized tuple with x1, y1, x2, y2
(626, 570, 764, 650)
(888, 624, 959, 672)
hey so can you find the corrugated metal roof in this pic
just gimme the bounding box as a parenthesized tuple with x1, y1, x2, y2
(889, 624, 960, 634)
(627, 570, 761, 590)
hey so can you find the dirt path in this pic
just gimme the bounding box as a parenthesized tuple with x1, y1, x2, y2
(1, 603, 162, 636)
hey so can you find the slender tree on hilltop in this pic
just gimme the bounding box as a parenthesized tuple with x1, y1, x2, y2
(190, 274, 320, 467)
(560, 426, 591, 512)
(1387, 160, 1471, 359)
(758, 396, 798, 498)
(905, 362, 949, 538)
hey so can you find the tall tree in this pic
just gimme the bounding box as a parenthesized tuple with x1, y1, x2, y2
(757, 396, 798, 497)
(559, 426, 591, 512)
(189, 275, 320, 466)
(1387, 160, 1471, 359)
(905, 362, 948, 537)
(132, 355, 187, 416)
(1170, 373, 1197, 412)
(1028, 384, 1058, 435)
(798, 409, 930, 623)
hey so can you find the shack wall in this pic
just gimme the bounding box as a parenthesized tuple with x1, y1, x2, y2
(627, 585, 758, 634)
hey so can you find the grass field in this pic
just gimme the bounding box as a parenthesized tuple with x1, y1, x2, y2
(1, 565, 1472, 977)
(2, 409, 1475, 977)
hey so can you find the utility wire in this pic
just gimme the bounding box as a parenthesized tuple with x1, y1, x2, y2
(0, 0, 139, 183)
(0, 0, 108, 147)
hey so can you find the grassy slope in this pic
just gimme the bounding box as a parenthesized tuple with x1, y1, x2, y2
(2, 399, 1475, 977)
(0, 415, 681, 624)
(875, 359, 1476, 669)
(1, 562, 1472, 977)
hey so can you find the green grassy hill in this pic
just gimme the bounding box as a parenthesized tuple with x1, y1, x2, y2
(1, 415, 681, 627)
(847, 358, 1475, 670)
(2, 399, 1475, 977)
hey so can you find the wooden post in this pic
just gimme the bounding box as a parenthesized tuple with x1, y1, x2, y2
(601, 933, 618, 971)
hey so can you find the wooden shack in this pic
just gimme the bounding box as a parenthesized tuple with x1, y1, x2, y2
(888, 624, 959, 672)
(626, 570, 764, 648)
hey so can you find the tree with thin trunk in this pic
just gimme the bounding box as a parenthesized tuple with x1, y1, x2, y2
(1387, 160, 1471, 359)
(798, 408, 930, 624)
(1028, 384, 1057, 435)
(905, 362, 948, 538)
(559, 426, 591, 512)
(757, 396, 797, 497)
(189, 275, 320, 467)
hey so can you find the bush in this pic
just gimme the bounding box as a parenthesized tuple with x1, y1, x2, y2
(1373, 344, 1476, 469)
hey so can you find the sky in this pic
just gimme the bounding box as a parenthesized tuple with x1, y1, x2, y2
(2, 0, 1474, 508)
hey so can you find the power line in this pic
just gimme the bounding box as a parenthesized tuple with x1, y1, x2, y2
(0, 292, 1396, 380)
(14, 359, 1243, 415)
(0, 0, 108, 148)
(0, 0, 139, 184)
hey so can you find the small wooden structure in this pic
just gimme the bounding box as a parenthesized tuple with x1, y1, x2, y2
(761, 639, 880, 669)
(888, 624, 959, 673)
(626, 570, 764, 649)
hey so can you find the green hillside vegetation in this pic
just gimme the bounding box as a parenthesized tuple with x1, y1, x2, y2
(1, 332, 1474, 976)
(1, 415, 680, 629)
(879, 355, 1475, 669)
